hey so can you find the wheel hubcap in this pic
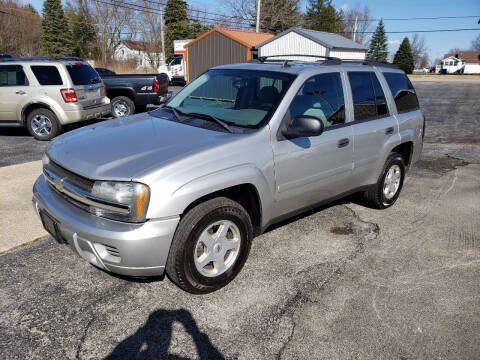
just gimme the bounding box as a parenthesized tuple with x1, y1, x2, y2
(113, 100, 130, 117)
(194, 220, 241, 277)
(383, 164, 401, 200)
(31, 115, 52, 136)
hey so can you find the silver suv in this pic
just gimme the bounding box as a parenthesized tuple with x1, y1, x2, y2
(33, 57, 424, 293)
(0, 58, 110, 140)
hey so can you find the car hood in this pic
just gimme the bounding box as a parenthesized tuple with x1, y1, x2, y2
(47, 113, 237, 181)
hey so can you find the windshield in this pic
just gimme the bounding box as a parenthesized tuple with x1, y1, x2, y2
(162, 69, 295, 128)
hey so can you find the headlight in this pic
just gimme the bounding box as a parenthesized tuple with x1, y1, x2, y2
(90, 181, 150, 222)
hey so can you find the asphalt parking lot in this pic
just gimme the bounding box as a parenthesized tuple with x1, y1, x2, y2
(1, 81, 479, 359)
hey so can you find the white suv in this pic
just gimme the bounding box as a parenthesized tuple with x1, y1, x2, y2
(0, 58, 110, 140)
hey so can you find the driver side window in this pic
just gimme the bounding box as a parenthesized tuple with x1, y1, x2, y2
(288, 72, 345, 128)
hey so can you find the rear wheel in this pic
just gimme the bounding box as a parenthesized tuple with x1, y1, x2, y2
(363, 152, 405, 209)
(26, 108, 61, 141)
(166, 197, 253, 294)
(111, 96, 135, 118)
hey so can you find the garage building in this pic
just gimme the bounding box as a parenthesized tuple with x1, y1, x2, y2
(256, 27, 367, 61)
(184, 28, 273, 82)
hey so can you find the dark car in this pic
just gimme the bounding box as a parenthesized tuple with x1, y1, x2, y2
(96, 68, 170, 118)
(0, 54, 13, 59)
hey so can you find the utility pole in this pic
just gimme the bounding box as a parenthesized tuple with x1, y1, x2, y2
(160, 5, 165, 65)
(353, 15, 358, 42)
(256, 0, 261, 33)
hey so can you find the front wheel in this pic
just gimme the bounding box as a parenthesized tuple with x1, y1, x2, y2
(166, 197, 253, 294)
(111, 96, 135, 118)
(363, 152, 405, 209)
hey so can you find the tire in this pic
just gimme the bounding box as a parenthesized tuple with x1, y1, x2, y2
(111, 96, 135, 118)
(363, 152, 405, 209)
(26, 108, 61, 141)
(166, 197, 253, 294)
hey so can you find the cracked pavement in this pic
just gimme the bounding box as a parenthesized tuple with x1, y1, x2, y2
(1, 81, 479, 359)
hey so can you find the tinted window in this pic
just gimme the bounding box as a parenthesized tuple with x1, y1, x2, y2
(170, 57, 182, 65)
(31, 66, 63, 85)
(289, 72, 345, 128)
(0, 65, 28, 86)
(371, 73, 388, 116)
(383, 72, 419, 113)
(66, 64, 101, 85)
(348, 72, 376, 121)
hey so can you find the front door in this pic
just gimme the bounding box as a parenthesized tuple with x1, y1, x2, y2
(0, 65, 29, 121)
(271, 72, 354, 218)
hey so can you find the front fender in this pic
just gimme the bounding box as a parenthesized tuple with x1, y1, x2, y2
(148, 164, 275, 228)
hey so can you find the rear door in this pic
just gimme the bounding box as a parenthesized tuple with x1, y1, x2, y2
(271, 72, 354, 217)
(0, 65, 29, 121)
(347, 71, 398, 186)
(65, 63, 104, 108)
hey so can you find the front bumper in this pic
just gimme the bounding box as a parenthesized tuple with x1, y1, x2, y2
(32, 175, 179, 276)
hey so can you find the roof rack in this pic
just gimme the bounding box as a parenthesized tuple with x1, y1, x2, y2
(254, 54, 341, 68)
(250, 54, 397, 69)
(0, 56, 85, 63)
(341, 59, 398, 68)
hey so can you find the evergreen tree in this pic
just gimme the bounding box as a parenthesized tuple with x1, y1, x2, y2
(366, 19, 388, 62)
(164, 0, 191, 61)
(41, 0, 73, 56)
(65, 5, 97, 59)
(393, 37, 414, 74)
(305, 0, 344, 33)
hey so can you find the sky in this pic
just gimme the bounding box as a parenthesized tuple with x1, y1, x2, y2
(28, 0, 480, 63)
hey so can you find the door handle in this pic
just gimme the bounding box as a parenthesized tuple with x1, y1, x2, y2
(337, 138, 350, 148)
(385, 126, 394, 135)
(15, 90, 26, 95)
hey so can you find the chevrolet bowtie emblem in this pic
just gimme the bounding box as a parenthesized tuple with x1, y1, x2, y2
(53, 179, 64, 192)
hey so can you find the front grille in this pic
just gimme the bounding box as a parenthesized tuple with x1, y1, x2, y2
(46, 160, 94, 193)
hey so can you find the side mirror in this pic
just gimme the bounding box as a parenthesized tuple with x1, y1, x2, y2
(282, 115, 324, 139)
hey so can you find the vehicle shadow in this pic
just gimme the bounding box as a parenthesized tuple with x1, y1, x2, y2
(104, 308, 224, 360)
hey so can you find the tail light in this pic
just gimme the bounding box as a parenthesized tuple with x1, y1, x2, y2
(153, 77, 159, 93)
(60, 88, 78, 103)
(103, 85, 107, 97)
(422, 115, 426, 140)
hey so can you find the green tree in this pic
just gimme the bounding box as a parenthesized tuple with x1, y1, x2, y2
(393, 37, 414, 74)
(65, 2, 97, 59)
(164, 0, 192, 60)
(305, 0, 344, 33)
(41, 0, 73, 56)
(366, 19, 388, 62)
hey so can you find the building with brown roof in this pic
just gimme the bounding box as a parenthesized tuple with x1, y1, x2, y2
(438, 50, 480, 74)
(184, 28, 274, 82)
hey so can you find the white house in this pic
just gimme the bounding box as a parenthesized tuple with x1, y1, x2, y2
(113, 40, 164, 69)
(437, 51, 480, 74)
(256, 27, 367, 61)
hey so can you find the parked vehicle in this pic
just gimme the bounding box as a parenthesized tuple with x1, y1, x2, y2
(98, 70, 169, 117)
(0, 54, 12, 59)
(0, 57, 110, 140)
(33, 56, 424, 293)
(94, 67, 116, 76)
(158, 39, 191, 85)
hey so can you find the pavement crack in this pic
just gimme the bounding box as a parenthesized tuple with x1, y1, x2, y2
(75, 317, 94, 360)
(276, 321, 295, 360)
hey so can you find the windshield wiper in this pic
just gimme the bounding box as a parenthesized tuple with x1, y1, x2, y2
(187, 112, 233, 133)
(164, 105, 184, 123)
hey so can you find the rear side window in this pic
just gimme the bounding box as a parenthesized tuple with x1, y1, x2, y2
(371, 73, 388, 116)
(31, 66, 63, 85)
(0, 65, 28, 86)
(66, 64, 101, 85)
(383, 72, 419, 113)
(348, 72, 389, 121)
(289, 72, 345, 128)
